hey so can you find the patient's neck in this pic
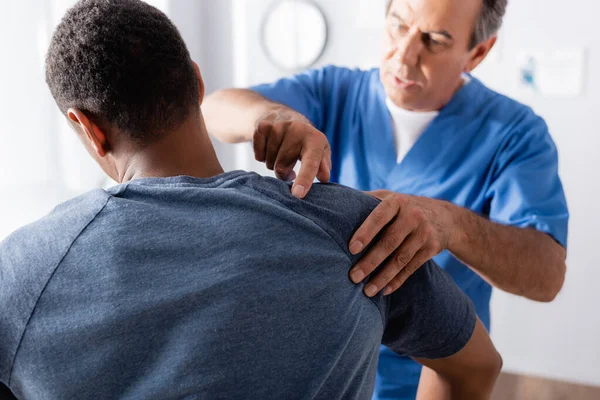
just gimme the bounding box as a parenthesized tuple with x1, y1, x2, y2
(117, 112, 224, 183)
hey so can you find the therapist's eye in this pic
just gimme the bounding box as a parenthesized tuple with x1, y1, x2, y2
(395, 23, 409, 33)
(388, 19, 409, 37)
(422, 34, 449, 52)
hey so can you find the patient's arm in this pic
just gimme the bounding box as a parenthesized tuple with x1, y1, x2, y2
(415, 318, 502, 400)
(381, 259, 501, 399)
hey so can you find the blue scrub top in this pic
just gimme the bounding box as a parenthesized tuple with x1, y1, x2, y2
(252, 66, 569, 400)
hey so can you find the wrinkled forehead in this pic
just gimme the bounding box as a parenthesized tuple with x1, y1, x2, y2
(388, 0, 481, 44)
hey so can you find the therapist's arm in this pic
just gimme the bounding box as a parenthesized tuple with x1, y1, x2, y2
(447, 205, 566, 301)
(415, 319, 502, 400)
(203, 88, 277, 143)
(203, 89, 331, 198)
(348, 191, 566, 302)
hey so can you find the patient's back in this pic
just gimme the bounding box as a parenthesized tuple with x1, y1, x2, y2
(0, 171, 474, 399)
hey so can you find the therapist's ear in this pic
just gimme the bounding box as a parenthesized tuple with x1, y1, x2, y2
(192, 61, 205, 105)
(464, 36, 497, 73)
(67, 108, 110, 158)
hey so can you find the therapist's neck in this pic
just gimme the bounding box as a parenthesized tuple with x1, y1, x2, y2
(114, 111, 224, 183)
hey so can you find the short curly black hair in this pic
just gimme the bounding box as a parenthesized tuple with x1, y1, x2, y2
(45, 0, 199, 145)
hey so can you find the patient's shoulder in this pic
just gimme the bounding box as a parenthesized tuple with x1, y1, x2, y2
(0, 188, 111, 293)
(0, 189, 110, 381)
(237, 173, 379, 258)
(1, 189, 111, 257)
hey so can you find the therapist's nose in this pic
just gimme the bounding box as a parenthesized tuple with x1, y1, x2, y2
(395, 30, 422, 68)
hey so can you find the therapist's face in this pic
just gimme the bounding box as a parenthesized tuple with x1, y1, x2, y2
(381, 0, 495, 111)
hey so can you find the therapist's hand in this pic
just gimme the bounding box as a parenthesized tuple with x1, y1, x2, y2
(349, 190, 457, 297)
(253, 108, 332, 199)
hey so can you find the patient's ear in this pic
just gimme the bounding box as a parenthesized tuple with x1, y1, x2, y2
(192, 61, 205, 104)
(66, 108, 109, 158)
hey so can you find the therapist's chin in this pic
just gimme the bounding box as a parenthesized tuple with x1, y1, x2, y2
(385, 85, 426, 110)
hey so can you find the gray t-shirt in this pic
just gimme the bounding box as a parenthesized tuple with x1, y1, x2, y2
(0, 171, 475, 399)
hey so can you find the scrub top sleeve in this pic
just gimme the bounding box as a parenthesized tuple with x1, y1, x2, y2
(485, 119, 569, 248)
(382, 260, 477, 359)
(251, 68, 331, 131)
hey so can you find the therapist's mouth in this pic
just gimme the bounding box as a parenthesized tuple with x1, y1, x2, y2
(393, 76, 418, 89)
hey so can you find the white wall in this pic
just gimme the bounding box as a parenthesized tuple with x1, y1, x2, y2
(236, 0, 600, 387)
(474, 0, 600, 387)
(0, 0, 73, 239)
(241, 0, 386, 84)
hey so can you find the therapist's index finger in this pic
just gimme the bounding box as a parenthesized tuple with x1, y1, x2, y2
(292, 146, 326, 199)
(349, 198, 398, 255)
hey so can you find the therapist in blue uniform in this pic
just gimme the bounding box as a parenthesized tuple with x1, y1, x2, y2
(204, 0, 569, 398)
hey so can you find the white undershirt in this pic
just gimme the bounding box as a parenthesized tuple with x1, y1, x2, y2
(386, 74, 471, 164)
(386, 98, 439, 164)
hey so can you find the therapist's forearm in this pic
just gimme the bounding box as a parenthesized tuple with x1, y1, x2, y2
(448, 204, 566, 302)
(203, 88, 292, 143)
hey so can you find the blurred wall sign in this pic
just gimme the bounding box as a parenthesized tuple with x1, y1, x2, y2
(517, 48, 586, 97)
(261, 0, 328, 71)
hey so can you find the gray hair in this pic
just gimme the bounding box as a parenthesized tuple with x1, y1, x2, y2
(385, 0, 508, 49)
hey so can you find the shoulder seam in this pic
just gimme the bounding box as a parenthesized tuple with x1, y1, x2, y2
(7, 194, 112, 385)
(236, 180, 387, 325)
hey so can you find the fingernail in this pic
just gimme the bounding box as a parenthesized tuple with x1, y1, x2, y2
(350, 269, 365, 283)
(383, 286, 392, 296)
(349, 241, 363, 254)
(364, 284, 378, 297)
(292, 185, 305, 198)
